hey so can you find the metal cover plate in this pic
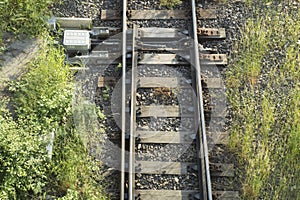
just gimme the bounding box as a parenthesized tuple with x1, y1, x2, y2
(139, 54, 189, 65)
(200, 54, 228, 65)
(198, 28, 226, 39)
(63, 30, 90, 46)
(138, 28, 185, 38)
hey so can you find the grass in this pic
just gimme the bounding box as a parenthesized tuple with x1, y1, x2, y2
(227, 1, 300, 199)
(0, 0, 52, 36)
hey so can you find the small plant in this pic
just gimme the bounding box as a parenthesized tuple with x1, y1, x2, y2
(102, 86, 111, 101)
(160, 0, 182, 8)
(96, 108, 106, 121)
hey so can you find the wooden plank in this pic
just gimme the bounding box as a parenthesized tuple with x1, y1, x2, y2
(207, 131, 229, 145)
(98, 76, 117, 87)
(139, 53, 227, 65)
(136, 131, 196, 143)
(138, 77, 188, 88)
(137, 105, 193, 117)
(136, 161, 234, 176)
(200, 54, 228, 65)
(137, 104, 226, 118)
(138, 77, 223, 89)
(56, 17, 92, 29)
(198, 8, 217, 19)
(101, 9, 216, 20)
(139, 54, 189, 65)
(213, 191, 240, 200)
(210, 163, 234, 177)
(198, 28, 226, 39)
(135, 190, 200, 200)
(129, 10, 189, 19)
(101, 10, 121, 20)
(135, 161, 194, 175)
(139, 105, 179, 117)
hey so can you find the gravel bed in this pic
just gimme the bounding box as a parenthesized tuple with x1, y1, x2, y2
(137, 117, 195, 131)
(208, 145, 234, 164)
(95, 20, 122, 27)
(51, 0, 104, 18)
(198, 1, 253, 55)
(136, 88, 179, 106)
(138, 65, 192, 79)
(136, 143, 197, 162)
(206, 117, 229, 132)
(137, 117, 181, 131)
(135, 174, 199, 190)
(51, 0, 122, 27)
(203, 88, 228, 116)
(136, 88, 195, 106)
(102, 64, 122, 77)
(129, 19, 190, 29)
(200, 65, 224, 78)
(211, 177, 238, 191)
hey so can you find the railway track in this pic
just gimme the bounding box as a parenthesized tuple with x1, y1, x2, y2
(115, 0, 235, 200)
(53, 0, 239, 199)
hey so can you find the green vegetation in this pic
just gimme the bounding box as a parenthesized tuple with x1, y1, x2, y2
(0, 0, 52, 35)
(160, 0, 182, 8)
(0, 0, 108, 199)
(0, 0, 52, 60)
(227, 2, 300, 199)
(0, 38, 107, 199)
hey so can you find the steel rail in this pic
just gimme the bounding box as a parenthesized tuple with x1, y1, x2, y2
(191, 0, 213, 199)
(129, 25, 137, 200)
(120, 0, 127, 199)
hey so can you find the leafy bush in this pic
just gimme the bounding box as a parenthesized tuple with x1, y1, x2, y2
(0, 104, 49, 199)
(10, 40, 73, 130)
(1, 37, 107, 199)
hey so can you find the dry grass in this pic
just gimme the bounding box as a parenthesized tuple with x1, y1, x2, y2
(227, 2, 300, 199)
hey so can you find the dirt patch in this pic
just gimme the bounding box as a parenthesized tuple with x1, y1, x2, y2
(0, 35, 40, 90)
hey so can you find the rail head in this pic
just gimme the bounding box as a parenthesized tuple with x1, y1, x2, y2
(120, 1, 127, 200)
(191, 0, 213, 199)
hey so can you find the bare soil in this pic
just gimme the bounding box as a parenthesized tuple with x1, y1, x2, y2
(0, 34, 40, 90)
